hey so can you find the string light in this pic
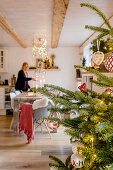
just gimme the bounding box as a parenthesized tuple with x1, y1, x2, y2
(91, 138, 93, 141)
(37, 38, 47, 60)
(90, 137, 94, 150)
(32, 34, 48, 59)
(32, 34, 47, 89)
(109, 47, 112, 51)
(100, 100, 104, 104)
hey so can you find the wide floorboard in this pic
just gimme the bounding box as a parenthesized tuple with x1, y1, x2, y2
(0, 116, 72, 170)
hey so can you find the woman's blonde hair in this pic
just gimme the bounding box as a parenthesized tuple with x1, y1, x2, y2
(22, 62, 29, 70)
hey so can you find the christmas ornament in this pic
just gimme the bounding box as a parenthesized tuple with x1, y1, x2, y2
(72, 142, 84, 154)
(104, 53, 113, 72)
(105, 88, 112, 95)
(71, 154, 85, 168)
(92, 51, 104, 65)
(78, 83, 86, 91)
(47, 120, 60, 130)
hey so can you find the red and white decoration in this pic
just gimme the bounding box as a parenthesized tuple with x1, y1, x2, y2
(47, 120, 60, 130)
(104, 53, 113, 72)
(105, 88, 112, 95)
(92, 51, 104, 65)
(71, 154, 85, 168)
(78, 83, 86, 92)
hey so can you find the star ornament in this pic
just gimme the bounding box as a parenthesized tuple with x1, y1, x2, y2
(78, 83, 86, 92)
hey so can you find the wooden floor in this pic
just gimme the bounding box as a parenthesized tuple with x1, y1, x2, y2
(0, 116, 72, 170)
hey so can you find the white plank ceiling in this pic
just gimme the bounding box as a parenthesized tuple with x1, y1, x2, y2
(0, 0, 113, 47)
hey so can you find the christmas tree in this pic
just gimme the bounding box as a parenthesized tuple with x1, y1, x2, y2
(32, 3, 113, 170)
(34, 68, 113, 169)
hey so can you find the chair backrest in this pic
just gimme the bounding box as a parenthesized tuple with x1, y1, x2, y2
(10, 92, 17, 109)
(33, 101, 53, 120)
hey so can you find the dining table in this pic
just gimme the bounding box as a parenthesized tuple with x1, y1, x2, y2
(13, 92, 43, 133)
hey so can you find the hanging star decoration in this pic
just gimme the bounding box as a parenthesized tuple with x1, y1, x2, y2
(78, 83, 86, 92)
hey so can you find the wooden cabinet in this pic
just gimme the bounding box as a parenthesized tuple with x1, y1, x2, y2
(0, 86, 14, 115)
(0, 49, 7, 72)
(0, 88, 5, 110)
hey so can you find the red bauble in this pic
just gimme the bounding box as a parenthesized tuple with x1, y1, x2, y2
(105, 88, 112, 92)
(105, 88, 112, 95)
(78, 83, 86, 91)
(104, 53, 113, 72)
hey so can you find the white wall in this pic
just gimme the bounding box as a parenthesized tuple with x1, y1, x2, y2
(0, 47, 80, 91)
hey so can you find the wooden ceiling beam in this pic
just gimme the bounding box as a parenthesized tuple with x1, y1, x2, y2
(51, 0, 69, 48)
(0, 11, 27, 48)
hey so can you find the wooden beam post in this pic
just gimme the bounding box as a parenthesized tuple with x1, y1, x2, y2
(0, 11, 27, 48)
(51, 0, 69, 48)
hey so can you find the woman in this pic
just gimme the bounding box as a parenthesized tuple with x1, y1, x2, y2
(15, 62, 35, 91)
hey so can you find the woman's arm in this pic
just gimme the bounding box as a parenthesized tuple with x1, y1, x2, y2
(19, 70, 32, 81)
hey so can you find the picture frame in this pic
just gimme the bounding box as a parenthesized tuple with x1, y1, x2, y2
(36, 58, 43, 68)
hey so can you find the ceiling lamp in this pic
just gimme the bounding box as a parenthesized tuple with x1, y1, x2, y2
(32, 34, 48, 60)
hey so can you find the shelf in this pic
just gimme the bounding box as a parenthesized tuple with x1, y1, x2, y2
(0, 85, 15, 88)
(29, 68, 60, 71)
(0, 86, 14, 114)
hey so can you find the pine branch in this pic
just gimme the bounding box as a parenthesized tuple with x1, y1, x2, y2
(65, 155, 71, 167)
(74, 91, 87, 101)
(49, 163, 59, 168)
(86, 88, 99, 97)
(90, 79, 113, 87)
(54, 97, 75, 107)
(49, 155, 65, 167)
(44, 84, 77, 98)
(85, 25, 110, 34)
(48, 107, 78, 113)
(104, 130, 113, 139)
(44, 84, 92, 103)
(65, 129, 81, 139)
(91, 115, 113, 125)
(49, 155, 74, 170)
(96, 121, 113, 140)
(107, 39, 113, 44)
(97, 122, 113, 131)
(93, 32, 108, 42)
(33, 87, 56, 99)
(80, 3, 112, 29)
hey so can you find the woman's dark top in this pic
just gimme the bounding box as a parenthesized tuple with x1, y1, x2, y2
(15, 70, 32, 91)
